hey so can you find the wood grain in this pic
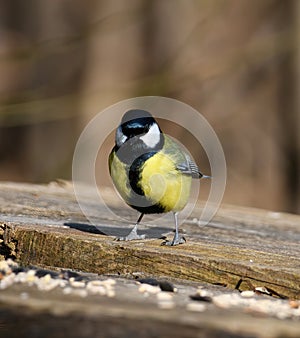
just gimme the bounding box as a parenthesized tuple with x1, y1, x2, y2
(0, 181, 299, 299)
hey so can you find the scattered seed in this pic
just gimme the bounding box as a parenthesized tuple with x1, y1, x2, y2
(11, 267, 28, 274)
(101, 278, 116, 288)
(186, 302, 206, 312)
(69, 279, 86, 288)
(189, 294, 212, 302)
(34, 268, 59, 279)
(158, 281, 175, 292)
(0, 259, 17, 273)
(1, 259, 299, 321)
(0, 273, 16, 289)
(61, 270, 81, 280)
(157, 292, 173, 301)
(241, 291, 255, 298)
(86, 284, 106, 295)
(138, 278, 159, 286)
(106, 290, 116, 298)
(138, 278, 175, 292)
(37, 274, 62, 291)
(139, 284, 160, 294)
(213, 293, 243, 308)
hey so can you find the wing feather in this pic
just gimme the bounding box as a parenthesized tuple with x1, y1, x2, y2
(176, 154, 203, 179)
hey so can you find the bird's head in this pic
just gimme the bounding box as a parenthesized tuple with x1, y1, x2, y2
(115, 109, 163, 151)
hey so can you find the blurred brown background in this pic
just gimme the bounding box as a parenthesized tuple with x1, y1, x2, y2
(0, 0, 299, 214)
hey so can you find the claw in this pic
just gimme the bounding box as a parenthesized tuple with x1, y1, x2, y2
(161, 212, 186, 246)
(115, 232, 146, 241)
(161, 236, 186, 246)
(114, 214, 146, 242)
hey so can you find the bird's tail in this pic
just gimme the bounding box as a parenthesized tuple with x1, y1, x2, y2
(201, 174, 211, 179)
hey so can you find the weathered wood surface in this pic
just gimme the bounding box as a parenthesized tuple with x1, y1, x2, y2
(1, 281, 300, 338)
(0, 181, 299, 299)
(0, 181, 300, 337)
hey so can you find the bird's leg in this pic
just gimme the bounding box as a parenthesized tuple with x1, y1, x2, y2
(161, 212, 186, 246)
(115, 213, 146, 241)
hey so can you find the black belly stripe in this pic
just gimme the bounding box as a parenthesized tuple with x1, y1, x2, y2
(128, 203, 166, 214)
(128, 151, 156, 196)
(127, 151, 167, 214)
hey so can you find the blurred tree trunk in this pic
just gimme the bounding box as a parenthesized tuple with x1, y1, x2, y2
(295, 0, 300, 213)
(0, 0, 92, 181)
(277, 0, 300, 213)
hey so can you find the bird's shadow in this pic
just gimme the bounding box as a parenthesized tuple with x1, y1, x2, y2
(64, 222, 172, 239)
(65, 222, 106, 235)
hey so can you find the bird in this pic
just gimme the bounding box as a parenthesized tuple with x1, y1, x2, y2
(108, 109, 208, 246)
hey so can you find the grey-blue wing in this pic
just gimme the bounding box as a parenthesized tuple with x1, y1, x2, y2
(176, 156, 203, 179)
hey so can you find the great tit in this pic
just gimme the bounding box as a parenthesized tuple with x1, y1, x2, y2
(109, 109, 207, 246)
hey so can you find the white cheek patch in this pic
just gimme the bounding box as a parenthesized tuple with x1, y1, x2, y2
(140, 123, 161, 148)
(116, 127, 127, 147)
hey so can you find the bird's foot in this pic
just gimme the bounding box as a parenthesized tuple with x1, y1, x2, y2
(114, 229, 146, 242)
(161, 235, 186, 246)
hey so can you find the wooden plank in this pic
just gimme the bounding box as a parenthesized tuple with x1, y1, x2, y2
(1, 282, 300, 338)
(0, 181, 299, 300)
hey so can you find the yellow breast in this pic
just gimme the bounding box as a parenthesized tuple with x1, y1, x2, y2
(139, 152, 192, 212)
(109, 151, 132, 203)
